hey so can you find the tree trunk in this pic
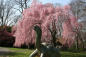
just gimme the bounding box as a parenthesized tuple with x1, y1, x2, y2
(51, 30, 57, 47)
(79, 35, 85, 49)
(75, 35, 79, 50)
(35, 27, 42, 51)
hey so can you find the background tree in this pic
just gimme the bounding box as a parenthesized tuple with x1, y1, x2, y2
(13, 0, 78, 48)
(0, 0, 17, 27)
(69, 0, 86, 50)
(13, 0, 31, 13)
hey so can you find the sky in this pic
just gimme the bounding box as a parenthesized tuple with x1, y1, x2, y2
(15, 0, 72, 15)
(38, 0, 71, 6)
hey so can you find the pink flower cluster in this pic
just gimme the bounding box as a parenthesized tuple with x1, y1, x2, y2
(13, 1, 79, 47)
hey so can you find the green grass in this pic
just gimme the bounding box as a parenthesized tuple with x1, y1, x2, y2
(0, 47, 86, 57)
(61, 51, 86, 57)
(4, 47, 34, 57)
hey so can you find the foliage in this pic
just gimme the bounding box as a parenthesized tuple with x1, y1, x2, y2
(13, 0, 79, 47)
(6, 26, 12, 33)
(0, 26, 15, 47)
(0, 36, 15, 47)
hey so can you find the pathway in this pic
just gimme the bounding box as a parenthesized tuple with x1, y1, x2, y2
(0, 47, 11, 55)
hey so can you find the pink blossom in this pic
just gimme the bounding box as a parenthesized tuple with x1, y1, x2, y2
(13, 1, 79, 47)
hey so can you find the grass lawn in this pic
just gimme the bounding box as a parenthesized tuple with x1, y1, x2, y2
(0, 47, 86, 57)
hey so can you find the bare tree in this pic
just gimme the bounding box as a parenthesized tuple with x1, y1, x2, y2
(13, 0, 31, 13)
(70, 0, 86, 20)
(69, 0, 86, 50)
(0, 0, 17, 27)
(12, 15, 21, 25)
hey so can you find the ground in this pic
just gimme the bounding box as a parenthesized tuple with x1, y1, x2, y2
(0, 47, 86, 57)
